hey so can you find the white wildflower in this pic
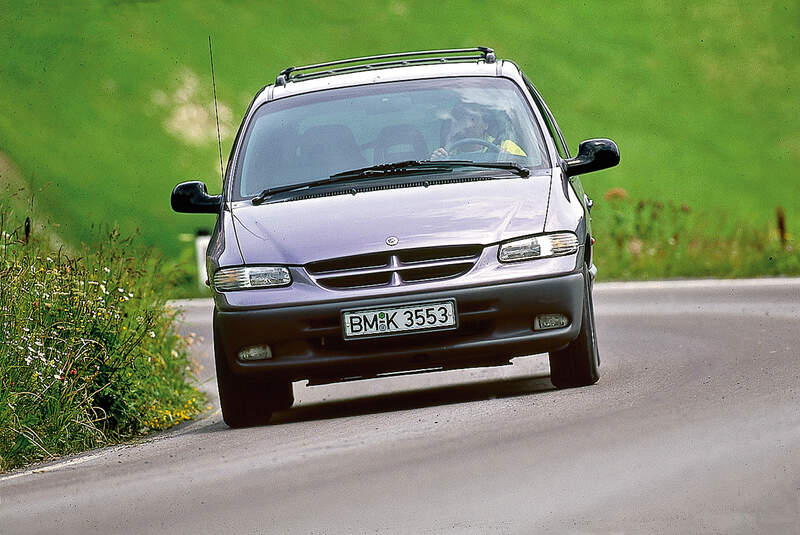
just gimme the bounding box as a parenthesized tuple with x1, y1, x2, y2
(149, 331, 156, 338)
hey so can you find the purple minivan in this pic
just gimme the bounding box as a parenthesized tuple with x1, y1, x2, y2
(171, 48, 619, 427)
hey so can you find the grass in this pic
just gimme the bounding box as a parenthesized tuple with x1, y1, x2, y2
(592, 190, 800, 280)
(0, 1, 797, 262)
(0, 200, 205, 472)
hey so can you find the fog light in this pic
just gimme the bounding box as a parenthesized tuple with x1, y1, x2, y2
(238, 344, 272, 361)
(534, 314, 568, 330)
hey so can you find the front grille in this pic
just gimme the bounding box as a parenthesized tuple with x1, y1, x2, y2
(305, 252, 388, 274)
(306, 244, 482, 290)
(317, 272, 392, 289)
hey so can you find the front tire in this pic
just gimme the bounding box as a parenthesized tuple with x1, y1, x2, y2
(214, 312, 294, 428)
(548, 267, 600, 388)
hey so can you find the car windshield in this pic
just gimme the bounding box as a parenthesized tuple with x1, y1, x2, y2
(233, 77, 550, 200)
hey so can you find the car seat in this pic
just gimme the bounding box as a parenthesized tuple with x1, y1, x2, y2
(297, 124, 368, 177)
(373, 124, 428, 164)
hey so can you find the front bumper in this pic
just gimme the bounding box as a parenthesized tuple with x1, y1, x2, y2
(214, 271, 585, 383)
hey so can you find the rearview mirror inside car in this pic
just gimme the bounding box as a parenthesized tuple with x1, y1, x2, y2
(171, 181, 222, 214)
(564, 139, 620, 177)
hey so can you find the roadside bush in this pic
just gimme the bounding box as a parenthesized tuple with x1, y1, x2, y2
(0, 209, 204, 472)
(592, 191, 800, 280)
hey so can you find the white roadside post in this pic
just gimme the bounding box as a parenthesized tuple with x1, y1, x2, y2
(195, 230, 211, 289)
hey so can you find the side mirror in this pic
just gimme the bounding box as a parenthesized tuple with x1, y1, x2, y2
(171, 181, 221, 214)
(564, 139, 620, 177)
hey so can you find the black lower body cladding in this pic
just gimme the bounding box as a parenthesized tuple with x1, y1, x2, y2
(214, 271, 585, 383)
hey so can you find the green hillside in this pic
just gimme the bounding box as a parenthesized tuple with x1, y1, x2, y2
(1, 1, 798, 258)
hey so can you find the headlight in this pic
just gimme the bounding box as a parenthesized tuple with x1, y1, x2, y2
(498, 232, 580, 262)
(212, 266, 292, 291)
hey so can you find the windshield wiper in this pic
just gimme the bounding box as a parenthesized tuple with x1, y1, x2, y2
(252, 161, 450, 204)
(251, 161, 443, 205)
(252, 159, 529, 205)
(434, 160, 530, 177)
(329, 160, 454, 180)
(331, 160, 530, 180)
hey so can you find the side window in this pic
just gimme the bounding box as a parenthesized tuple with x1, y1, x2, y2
(522, 74, 570, 159)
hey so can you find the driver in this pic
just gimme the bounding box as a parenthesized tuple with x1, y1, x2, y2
(430, 103, 526, 160)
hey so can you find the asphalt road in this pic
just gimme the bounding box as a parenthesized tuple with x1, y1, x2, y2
(2, 279, 799, 534)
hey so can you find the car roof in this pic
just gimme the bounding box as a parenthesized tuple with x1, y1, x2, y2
(252, 49, 525, 108)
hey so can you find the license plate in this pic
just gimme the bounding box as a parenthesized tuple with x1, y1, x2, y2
(342, 299, 458, 340)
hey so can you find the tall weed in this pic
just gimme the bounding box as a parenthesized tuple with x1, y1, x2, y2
(592, 191, 800, 280)
(0, 208, 204, 471)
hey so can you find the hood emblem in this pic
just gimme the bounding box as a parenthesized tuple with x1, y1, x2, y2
(386, 236, 399, 246)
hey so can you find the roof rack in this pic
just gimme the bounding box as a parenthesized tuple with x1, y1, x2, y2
(275, 47, 496, 86)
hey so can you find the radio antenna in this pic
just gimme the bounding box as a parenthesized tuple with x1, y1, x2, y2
(208, 35, 224, 181)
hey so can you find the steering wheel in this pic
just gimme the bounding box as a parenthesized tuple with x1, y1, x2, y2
(445, 138, 501, 154)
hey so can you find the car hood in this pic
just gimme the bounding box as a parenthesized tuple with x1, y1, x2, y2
(231, 175, 553, 265)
